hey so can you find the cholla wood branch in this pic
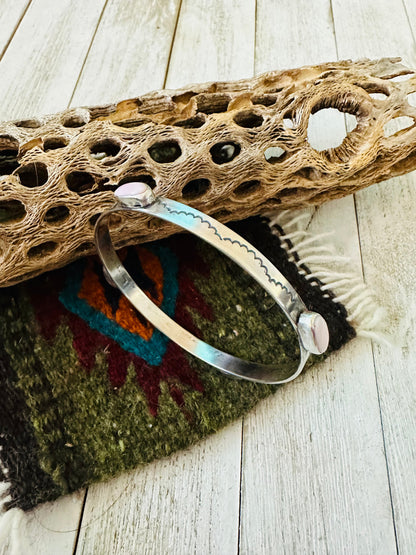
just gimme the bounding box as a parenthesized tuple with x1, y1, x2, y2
(1, 57, 416, 287)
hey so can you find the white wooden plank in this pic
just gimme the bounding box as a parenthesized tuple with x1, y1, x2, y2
(166, 0, 255, 88)
(0, 0, 30, 58)
(402, 0, 416, 44)
(332, 0, 415, 63)
(239, 1, 397, 553)
(77, 423, 242, 555)
(70, 0, 182, 106)
(0, 0, 106, 120)
(331, 0, 416, 551)
(2, 491, 87, 555)
(242, 340, 398, 555)
(0, 1, 108, 553)
(75, 1, 255, 553)
(255, 0, 338, 72)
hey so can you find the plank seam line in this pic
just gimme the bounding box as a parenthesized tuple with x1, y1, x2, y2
(0, 0, 33, 63)
(163, 0, 183, 88)
(328, 0, 340, 60)
(72, 487, 89, 555)
(401, 0, 416, 48)
(370, 342, 400, 554)
(67, 0, 110, 109)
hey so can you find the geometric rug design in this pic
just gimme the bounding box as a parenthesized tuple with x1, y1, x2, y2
(0, 216, 355, 512)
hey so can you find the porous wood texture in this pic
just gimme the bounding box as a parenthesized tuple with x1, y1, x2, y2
(1, 56, 416, 287)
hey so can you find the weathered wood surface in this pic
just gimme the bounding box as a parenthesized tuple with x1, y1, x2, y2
(0, 0, 30, 59)
(1, 0, 415, 553)
(240, 2, 397, 554)
(331, 0, 416, 551)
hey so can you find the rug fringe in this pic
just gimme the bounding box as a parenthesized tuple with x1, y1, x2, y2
(0, 453, 23, 554)
(268, 209, 389, 344)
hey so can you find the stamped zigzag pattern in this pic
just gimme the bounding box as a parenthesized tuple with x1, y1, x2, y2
(159, 200, 297, 305)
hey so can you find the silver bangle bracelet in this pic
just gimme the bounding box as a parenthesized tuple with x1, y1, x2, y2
(94, 182, 329, 384)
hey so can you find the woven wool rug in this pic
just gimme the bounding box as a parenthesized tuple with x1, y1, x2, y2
(0, 212, 381, 529)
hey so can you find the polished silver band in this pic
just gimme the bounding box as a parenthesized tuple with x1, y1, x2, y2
(94, 182, 329, 384)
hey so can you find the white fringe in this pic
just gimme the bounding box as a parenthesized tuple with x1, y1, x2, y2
(0, 446, 25, 553)
(268, 209, 389, 343)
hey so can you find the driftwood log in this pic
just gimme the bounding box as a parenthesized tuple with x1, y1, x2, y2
(1, 57, 416, 287)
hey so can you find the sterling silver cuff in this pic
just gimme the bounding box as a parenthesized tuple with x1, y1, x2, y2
(94, 182, 329, 384)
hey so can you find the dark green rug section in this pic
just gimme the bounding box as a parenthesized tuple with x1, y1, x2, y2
(0, 217, 355, 511)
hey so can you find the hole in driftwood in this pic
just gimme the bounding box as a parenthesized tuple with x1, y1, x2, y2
(182, 178, 210, 200)
(252, 94, 277, 106)
(384, 116, 414, 137)
(295, 167, 318, 180)
(389, 73, 414, 82)
(44, 137, 68, 151)
(0, 199, 26, 223)
(307, 108, 357, 151)
(0, 149, 19, 174)
(44, 205, 70, 224)
(173, 114, 206, 129)
(74, 241, 94, 254)
(89, 213, 101, 227)
(210, 142, 241, 164)
(62, 113, 88, 128)
(66, 171, 95, 194)
(211, 209, 231, 220)
(283, 117, 294, 129)
(90, 138, 121, 160)
(17, 162, 48, 187)
(148, 140, 181, 163)
(113, 118, 152, 128)
(344, 113, 358, 133)
(119, 174, 157, 189)
(233, 110, 264, 128)
(0, 134, 19, 147)
(172, 92, 197, 105)
(14, 119, 41, 128)
(80, 178, 115, 196)
(407, 93, 416, 107)
(264, 146, 285, 163)
(28, 241, 57, 259)
(233, 180, 261, 197)
(369, 92, 388, 100)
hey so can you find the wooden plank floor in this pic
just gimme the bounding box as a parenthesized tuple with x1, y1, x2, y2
(1, 1, 415, 553)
